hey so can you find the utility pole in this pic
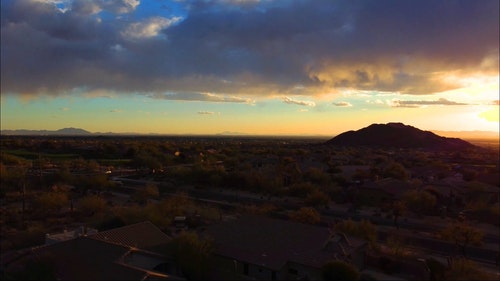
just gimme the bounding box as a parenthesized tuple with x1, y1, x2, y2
(38, 152, 42, 186)
(22, 181, 25, 227)
(21, 165, 29, 229)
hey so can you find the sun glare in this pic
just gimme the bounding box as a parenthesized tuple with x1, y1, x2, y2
(441, 73, 498, 99)
(479, 108, 500, 122)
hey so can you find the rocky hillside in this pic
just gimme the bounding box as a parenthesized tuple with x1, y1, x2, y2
(326, 122, 476, 150)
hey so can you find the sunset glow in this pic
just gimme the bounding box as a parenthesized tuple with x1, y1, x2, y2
(1, 0, 498, 136)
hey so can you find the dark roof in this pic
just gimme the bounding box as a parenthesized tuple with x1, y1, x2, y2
(361, 178, 413, 198)
(31, 237, 149, 280)
(202, 215, 366, 271)
(89, 221, 172, 251)
(6, 221, 182, 281)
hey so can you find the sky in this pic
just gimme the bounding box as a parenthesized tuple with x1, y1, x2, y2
(1, 0, 499, 136)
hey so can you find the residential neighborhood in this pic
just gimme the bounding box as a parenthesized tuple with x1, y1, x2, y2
(2, 0, 499, 279)
(1, 128, 499, 280)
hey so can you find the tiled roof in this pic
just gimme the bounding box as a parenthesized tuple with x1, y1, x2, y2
(6, 222, 181, 281)
(202, 215, 366, 271)
(32, 237, 149, 280)
(89, 221, 172, 251)
(362, 178, 413, 198)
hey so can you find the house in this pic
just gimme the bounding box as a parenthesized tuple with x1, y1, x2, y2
(45, 226, 98, 245)
(354, 178, 415, 207)
(201, 215, 367, 281)
(89, 221, 172, 252)
(297, 152, 329, 175)
(364, 252, 430, 281)
(3, 222, 184, 281)
(338, 165, 371, 182)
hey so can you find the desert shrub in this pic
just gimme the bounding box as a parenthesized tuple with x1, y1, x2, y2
(289, 207, 321, 225)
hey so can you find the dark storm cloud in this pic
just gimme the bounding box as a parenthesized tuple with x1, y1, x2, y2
(1, 0, 498, 98)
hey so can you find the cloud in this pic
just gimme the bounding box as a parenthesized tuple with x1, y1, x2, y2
(150, 92, 255, 104)
(1, 0, 498, 98)
(87, 0, 139, 14)
(82, 89, 117, 99)
(218, 0, 262, 5)
(283, 96, 315, 107)
(333, 101, 352, 107)
(198, 111, 215, 115)
(42, 0, 140, 16)
(390, 98, 470, 108)
(121, 16, 182, 40)
(365, 99, 385, 105)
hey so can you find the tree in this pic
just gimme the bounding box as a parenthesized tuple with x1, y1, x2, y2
(304, 167, 331, 185)
(173, 231, 213, 280)
(445, 258, 496, 280)
(74, 174, 113, 195)
(382, 162, 409, 180)
(460, 168, 478, 181)
(386, 232, 408, 257)
(333, 219, 377, 245)
(158, 192, 195, 217)
(0, 162, 29, 195)
(52, 162, 74, 184)
(289, 207, 321, 225)
(439, 222, 483, 257)
(321, 260, 360, 281)
(32, 192, 69, 215)
(402, 189, 436, 216)
(78, 195, 107, 216)
(287, 182, 315, 198)
(463, 181, 493, 204)
(391, 200, 406, 229)
(305, 189, 331, 207)
(132, 151, 161, 171)
(132, 183, 159, 204)
(86, 160, 100, 172)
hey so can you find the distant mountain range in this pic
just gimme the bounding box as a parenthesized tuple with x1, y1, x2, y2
(0, 128, 247, 136)
(1, 125, 497, 142)
(326, 122, 477, 150)
(1, 128, 92, 136)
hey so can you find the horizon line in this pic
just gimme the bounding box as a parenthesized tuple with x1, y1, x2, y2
(1, 128, 499, 140)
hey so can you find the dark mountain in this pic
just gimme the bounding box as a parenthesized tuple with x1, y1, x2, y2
(55, 128, 91, 135)
(1, 128, 91, 136)
(326, 122, 476, 150)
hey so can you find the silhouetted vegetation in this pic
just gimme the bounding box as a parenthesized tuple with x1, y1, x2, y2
(1, 134, 498, 280)
(322, 260, 360, 281)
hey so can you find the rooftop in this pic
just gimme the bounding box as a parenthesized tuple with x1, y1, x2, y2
(202, 215, 366, 271)
(4, 222, 182, 281)
(89, 221, 172, 252)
